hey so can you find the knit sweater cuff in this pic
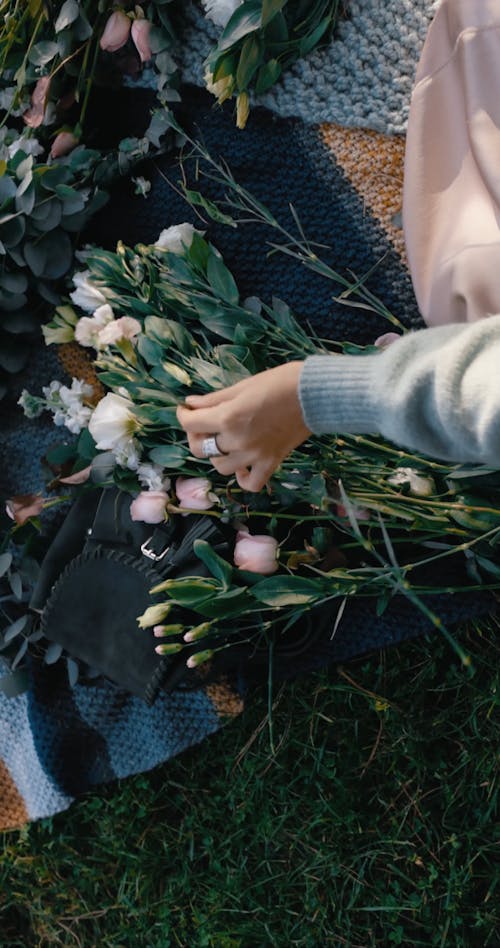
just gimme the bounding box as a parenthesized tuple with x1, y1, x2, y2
(298, 354, 382, 435)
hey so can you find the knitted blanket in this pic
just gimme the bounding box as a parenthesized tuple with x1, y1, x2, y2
(0, 9, 490, 831)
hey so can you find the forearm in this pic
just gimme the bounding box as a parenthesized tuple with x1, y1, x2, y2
(299, 315, 500, 466)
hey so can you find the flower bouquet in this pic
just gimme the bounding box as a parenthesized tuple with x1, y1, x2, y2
(8, 149, 500, 686)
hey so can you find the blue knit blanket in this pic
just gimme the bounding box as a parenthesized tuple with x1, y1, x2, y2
(0, 69, 491, 829)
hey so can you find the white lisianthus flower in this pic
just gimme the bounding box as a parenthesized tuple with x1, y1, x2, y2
(97, 316, 142, 347)
(137, 462, 171, 492)
(88, 393, 140, 453)
(74, 304, 114, 348)
(40, 378, 94, 434)
(70, 271, 107, 313)
(387, 467, 436, 498)
(155, 222, 204, 254)
(202, 0, 242, 28)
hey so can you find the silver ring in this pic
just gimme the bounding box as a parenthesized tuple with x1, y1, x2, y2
(201, 435, 226, 458)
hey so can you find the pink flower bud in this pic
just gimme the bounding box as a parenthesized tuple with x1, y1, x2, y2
(100, 10, 131, 53)
(6, 494, 46, 526)
(374, 332, 401, 349)
(59, 465, 92, 485)
(131, 19, 152, 63)
(175, 477, 216, 511)
(50, 131, 79, 159)
(233, 530, 279, 575)
(130, 490, 168, 524)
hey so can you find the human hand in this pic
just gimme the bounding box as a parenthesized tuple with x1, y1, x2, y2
(176, 362, 311, 492)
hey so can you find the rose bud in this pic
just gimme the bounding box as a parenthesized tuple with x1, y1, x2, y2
(100, 10, 131, 53)
(6, 494, 45, 526)
(50, 131, 79, 158)
(175, 477, 217, 511)
(130, 490, 168, 524)
(23, 75, 51, 128)
(233, 530, 279, 574)
(131, 19, 152, 63)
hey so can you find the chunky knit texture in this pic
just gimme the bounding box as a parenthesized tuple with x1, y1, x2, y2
(0, 7, 492, 829)
(139, 0, 440, 133)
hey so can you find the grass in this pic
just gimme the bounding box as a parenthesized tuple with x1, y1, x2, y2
(0, 624, 498, 948)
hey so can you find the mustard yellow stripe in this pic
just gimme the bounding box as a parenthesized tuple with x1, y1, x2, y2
(0, 758, 29, 831)
(319, 124, 407, 260)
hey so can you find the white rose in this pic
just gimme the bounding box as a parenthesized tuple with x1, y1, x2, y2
(202, 0, 242, 28)
(88, 393, 140, 452)
(155, 222, 203, 254)
(70, 271, 107, 313)
(97, 316, 142, 347)
(74, 304, 114, 348)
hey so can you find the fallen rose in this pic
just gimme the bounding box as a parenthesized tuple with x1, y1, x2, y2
(50, 131, 79, 159)
(233, 530, 279, 574)
(100, 10, 131, 52)
(131, 19, 152, 62)
(6, 494, 45, 525)
(130, 490, 169, 524)
(175, 477, 217, 511)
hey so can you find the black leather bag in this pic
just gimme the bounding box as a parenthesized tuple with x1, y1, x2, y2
(27, 487, 326, 704)
(29, 487, 235, 704)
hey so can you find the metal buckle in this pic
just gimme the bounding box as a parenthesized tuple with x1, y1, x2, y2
(141, 537, 170, 562)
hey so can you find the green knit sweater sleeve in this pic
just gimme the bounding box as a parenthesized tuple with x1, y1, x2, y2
(298, 315, 500, 466)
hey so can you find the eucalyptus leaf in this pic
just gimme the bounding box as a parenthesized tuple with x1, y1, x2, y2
(0, 553, 13, 577)
(28, 40, 59, 66)
(55, 0, 80, 32)
(3, 615, 29, 643)
(149, 444, 189, 467)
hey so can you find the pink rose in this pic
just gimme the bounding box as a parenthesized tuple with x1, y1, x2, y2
(6, 494, 46, 526)
(175, 477, 216, 511)
(374, 332, 401, 349)
(59, 465, 92, 485)
(50, 131, 79, 159)
(100, 10, 131, 53)
(131, 19, 152, 62)
(23, 76, 51, 128)
(130, 490, 168, 524)
(233, 530, 279, 575)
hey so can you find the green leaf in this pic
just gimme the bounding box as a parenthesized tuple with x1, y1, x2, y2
(299, 17, 331, 57)
(182, 189, 237, 227)
(251, 575, 322, 607)
(0, 553, 13, 578)
(54, 0, 79, 32)
(24, 241, 47, 277)
(255, 58, 281, 94)
(207, 252, 239, 305)
(217, 2, 263, 52)
(262, 0, 285, 27)
(149, 444, 189, 467)
(236, 34, 262, 90)
(159, 577, 221, 605)
(28, 40, 59, 66)
(137, 335, 164, 366)
(4, 615, 28, 643)
(194, 539, 233, 589)
(194, 586, 252, 619)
